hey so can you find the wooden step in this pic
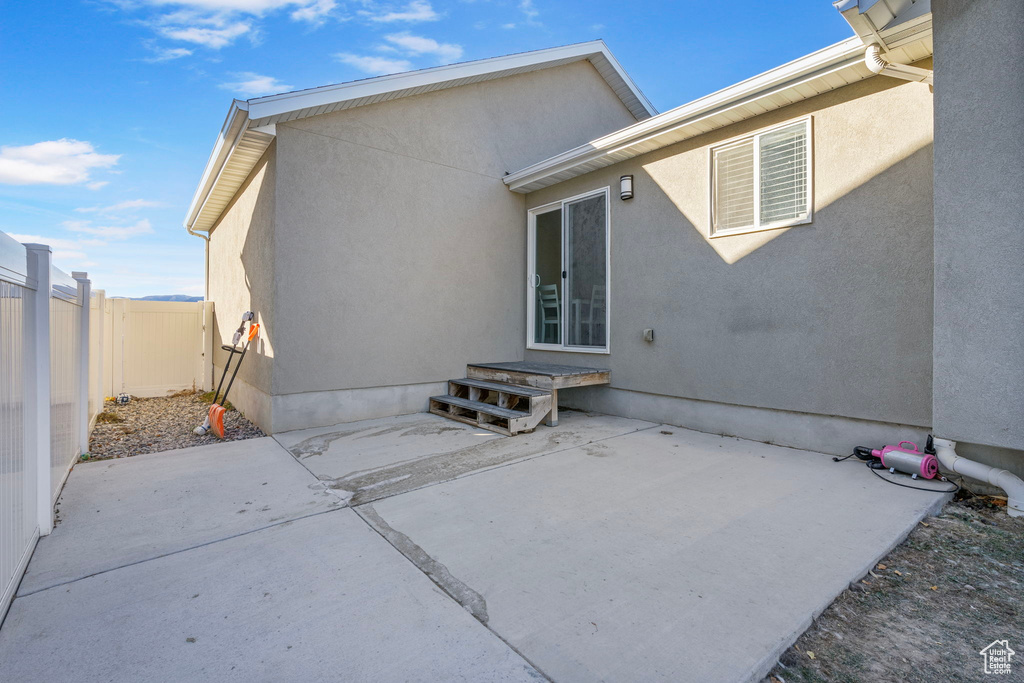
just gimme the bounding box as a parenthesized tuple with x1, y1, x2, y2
(431, 394, 529, 418)
(446, 377, 550, 416)
(466, 361, 610, 428)
(449, 378, 549, 398)
(429, 395, 533, 436)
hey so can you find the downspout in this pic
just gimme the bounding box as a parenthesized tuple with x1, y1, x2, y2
(864, 45, 933, 85)
(186, 225, 210, 302)
(932, 439, 1024, 517)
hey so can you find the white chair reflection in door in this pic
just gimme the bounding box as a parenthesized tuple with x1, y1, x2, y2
(572, 285, 606, 346)
(537, 283, 561, 344)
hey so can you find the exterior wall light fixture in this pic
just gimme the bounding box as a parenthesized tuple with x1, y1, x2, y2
(620, 175, 634, 200)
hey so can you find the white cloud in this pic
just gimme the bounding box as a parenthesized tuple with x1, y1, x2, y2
(65, 218, 154, 240)
(335, 53, 413, 75)
(129, 0, 337, 53)
(9, 234, 87, 251)
(8, 234, 96, 269)
(139, 0, 336, 20)
(144, 46, 194, 62)
(75, 199, 164, 215)
(158, 21, 252, 48)
(367, 1, 439, 22)
(290, 0, 336, 22)
(220, 72, 294, 96)
(501, 22, 515, 29)
(141, 0, 329, 13)
(518, 0, 540, 24)
(0, 139, 120, 186)
(383, 32, 462, 63)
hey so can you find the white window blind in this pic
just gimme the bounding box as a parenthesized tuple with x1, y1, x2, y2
(712, 119, 810, 236)
(713, 141, 755, 232)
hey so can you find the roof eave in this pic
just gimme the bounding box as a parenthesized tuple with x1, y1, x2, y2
(184, 41, 655, 233)
(246, 40, 656, 126)
(504, 37, 869, 193)
(184, 101, 250, 232)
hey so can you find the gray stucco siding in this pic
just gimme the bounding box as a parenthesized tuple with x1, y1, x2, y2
(525, 74, 935, 428)
(207, 143, 277, 398)
(271, 60, 640, 397)
(932, 0, 1024, 450)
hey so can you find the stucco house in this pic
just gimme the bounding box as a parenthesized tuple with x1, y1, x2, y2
(184, 0, 1024, 492)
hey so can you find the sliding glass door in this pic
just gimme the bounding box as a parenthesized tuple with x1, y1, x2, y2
(528, 188, 609, 352)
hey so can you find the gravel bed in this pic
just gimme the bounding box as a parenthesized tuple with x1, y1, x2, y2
(87, 391, 264, 460)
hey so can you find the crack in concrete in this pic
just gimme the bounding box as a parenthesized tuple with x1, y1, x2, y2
(286, 428, 366, 459)
(284, 421, 479, 460)
(328, 430, 579, 506)
(356, 504, 489, 625)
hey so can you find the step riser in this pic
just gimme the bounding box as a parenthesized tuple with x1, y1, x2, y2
(447, 382, 532, 413)
(429, 379, 552, 436)
(466, 367, 553, 390)
(429, 407, 511, 436)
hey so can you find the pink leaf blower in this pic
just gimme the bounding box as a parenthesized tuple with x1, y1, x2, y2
(870, 441, 939, 479)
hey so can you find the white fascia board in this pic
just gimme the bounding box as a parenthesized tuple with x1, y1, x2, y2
(184, 41, 655, 232)
(883, 0, 930, 29)
(835, 0, 930, 48)
(594, 42, 657, 119)
(246, 41, 655, 123)
(184, 101, 249, 231)
(505, 37, 865, 192)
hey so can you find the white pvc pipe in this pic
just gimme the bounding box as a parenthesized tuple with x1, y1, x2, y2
(865, 45, 934, 85)
(933, 438, 1024, 517)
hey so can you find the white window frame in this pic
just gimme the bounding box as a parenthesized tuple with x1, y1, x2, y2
(709, 116, 813, 238)
(526, 186, 611, 355)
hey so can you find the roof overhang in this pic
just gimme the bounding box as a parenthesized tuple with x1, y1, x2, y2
(185, 41, 656, 233)
(834, 0, 932, 52)
(505, 14, 932, 194)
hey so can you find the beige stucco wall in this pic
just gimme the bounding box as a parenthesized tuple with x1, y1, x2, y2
(207, 143, 277, 427)
(525, 71, 935, 428)
(271, 60, 639, 401)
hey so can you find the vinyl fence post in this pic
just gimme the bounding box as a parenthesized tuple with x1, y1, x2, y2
(23, 244, 53, 536)
(203, 300, 214, 391)
(91, 289, 105, 423)
(73, 272, 90, 456)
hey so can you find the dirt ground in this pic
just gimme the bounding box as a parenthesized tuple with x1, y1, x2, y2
(765, 493, 1023, 683)
(87, 390, 264, 460)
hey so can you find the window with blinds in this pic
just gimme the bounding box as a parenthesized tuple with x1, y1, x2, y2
(711, 119, 811, 236)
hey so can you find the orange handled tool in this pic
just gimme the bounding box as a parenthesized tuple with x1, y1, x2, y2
(195, 313, 259, 438)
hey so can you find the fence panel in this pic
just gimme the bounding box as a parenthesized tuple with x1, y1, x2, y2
(105, 300, 205, 397)
(0, 233, 90, 623)
(49, 270, 82, 503)
(0, 278, 30, 622)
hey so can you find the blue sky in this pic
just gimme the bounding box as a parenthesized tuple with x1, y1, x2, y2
(0, 0, 851, 297)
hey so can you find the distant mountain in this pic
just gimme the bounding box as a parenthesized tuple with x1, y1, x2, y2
(133, 295, 204, 302)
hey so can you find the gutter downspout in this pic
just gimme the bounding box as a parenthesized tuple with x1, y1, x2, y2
(932, 439, 1024, 517)
(186, 225, 210, 302)
(864, 45, 933, 85)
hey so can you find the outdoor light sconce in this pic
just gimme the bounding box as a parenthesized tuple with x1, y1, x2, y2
(620, 175, 634, 200)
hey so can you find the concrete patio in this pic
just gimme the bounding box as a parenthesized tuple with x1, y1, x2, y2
(0, 410, 951, 682)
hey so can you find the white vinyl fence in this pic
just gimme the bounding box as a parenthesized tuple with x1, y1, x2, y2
(99, 298, 208, 398)
(1, 232, 90, 623)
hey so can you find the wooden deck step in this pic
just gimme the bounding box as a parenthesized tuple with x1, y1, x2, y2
(448, 378, 549, 397)
(466, 361, 610, 428)
(430, 394, 529, 418)
(429, 394, 541, 437)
